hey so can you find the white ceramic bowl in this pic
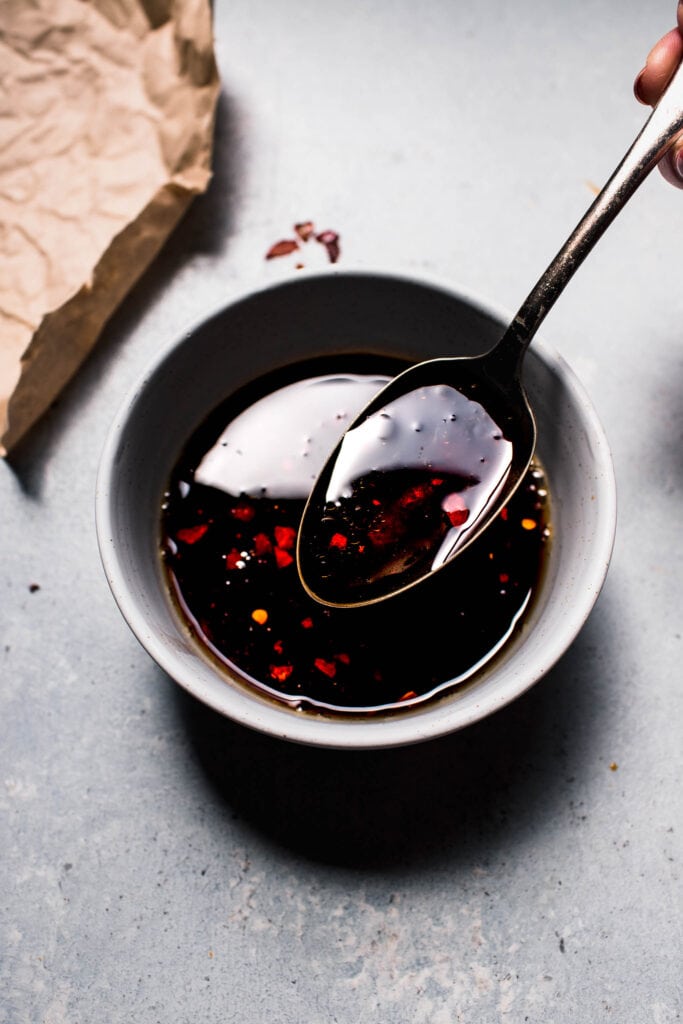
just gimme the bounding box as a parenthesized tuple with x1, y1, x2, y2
(96, 271, 616, 749)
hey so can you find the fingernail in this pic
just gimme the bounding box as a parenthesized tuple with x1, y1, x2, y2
(633, 67, 648, 104)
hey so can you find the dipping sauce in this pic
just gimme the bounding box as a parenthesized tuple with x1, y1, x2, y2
(298, 382, 513, 605)
(160, 359, 551, 714)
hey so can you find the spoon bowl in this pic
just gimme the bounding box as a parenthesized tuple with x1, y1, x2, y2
(298, 349, 536, 607)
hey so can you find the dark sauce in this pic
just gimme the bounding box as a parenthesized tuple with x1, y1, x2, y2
(160, 358, 551, 715)
(298, 383, 513, 604)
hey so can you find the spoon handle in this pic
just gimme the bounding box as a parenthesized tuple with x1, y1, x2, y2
(494, 58, 683, 371)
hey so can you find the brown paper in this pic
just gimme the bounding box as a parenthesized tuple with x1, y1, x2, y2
(0, 0, 220, 455)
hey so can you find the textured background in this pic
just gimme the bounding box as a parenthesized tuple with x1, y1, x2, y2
(2, 1, 681, 1021)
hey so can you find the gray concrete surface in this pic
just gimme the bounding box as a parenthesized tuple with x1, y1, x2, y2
(2, 1, 681, 1020)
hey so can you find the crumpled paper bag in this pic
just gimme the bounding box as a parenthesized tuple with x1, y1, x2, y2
(0, 0, 220, 455)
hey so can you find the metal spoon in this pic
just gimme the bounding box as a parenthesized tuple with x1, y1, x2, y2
(298, 59, 683, 609)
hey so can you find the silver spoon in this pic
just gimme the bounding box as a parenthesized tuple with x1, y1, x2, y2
(297, 59, 683, 609)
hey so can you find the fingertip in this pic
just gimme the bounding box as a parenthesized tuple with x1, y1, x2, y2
(659, 138, 683, 189)
(635, 28, 683, 106)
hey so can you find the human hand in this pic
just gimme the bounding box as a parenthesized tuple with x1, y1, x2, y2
(634, 4, 683, 187)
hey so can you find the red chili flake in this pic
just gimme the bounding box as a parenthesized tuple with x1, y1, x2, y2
(316, 229, 340, 263)
(270, 664, 294, 682)
(274, 524, 296, 550)
(225, 548, 243, 570)
(231, 503, 255, 522)
(329, 532, 348, 549)
(400, 483, 431, 508)
(176, 523, 209, 545)
(198, 619, 214, 642)
(499, 573, 510, 584)
(371, 498, 381, 506)
(252, 532, 272, 556)
(314, 657, 337, 678)
(500, 507, 509, 521)
(448, 509, 469, 527)
(273, 639, 284, 654)
(431, 477, 444, 486)
(265, 239, 299, 259)
(335, 652, 351, 665)
(294, 221, 315, 242)
(399, 690, 417, 702)
(442, 493, 470, 528)
(301, 617, 314, 629)
(274, 547, 294, 569)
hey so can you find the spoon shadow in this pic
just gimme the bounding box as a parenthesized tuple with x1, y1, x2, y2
(6, 89, 242, 499)
(175, 592, 617, 873)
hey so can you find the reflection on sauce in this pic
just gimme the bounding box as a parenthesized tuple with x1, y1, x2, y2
(193, 373, 387, 500)
(300, 383, 513, 604)
(160, 362, 550, 714)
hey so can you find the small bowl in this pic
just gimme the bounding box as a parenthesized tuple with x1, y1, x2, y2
(96, 271, 616, 749)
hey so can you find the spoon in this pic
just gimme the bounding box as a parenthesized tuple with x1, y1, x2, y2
(297, 58, 683, 609)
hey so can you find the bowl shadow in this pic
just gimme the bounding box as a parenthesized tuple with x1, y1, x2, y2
(174, 592, 616, 872)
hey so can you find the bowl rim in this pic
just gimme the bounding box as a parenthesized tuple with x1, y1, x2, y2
(95, 268, 617, 749)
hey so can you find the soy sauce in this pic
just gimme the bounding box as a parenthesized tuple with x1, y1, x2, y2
(160, 358, 551, 715)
